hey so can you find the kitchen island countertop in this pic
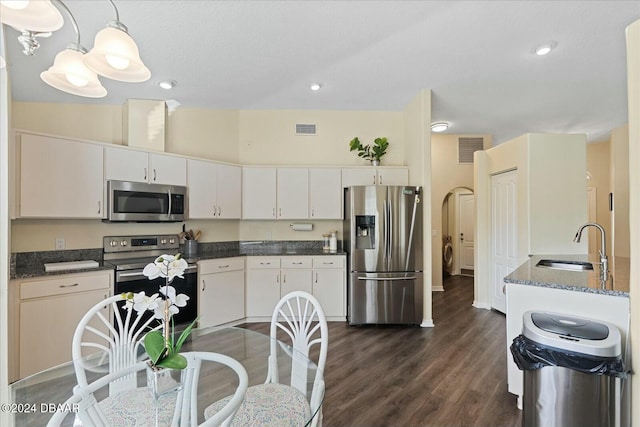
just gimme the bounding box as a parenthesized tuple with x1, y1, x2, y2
(504, 254, 629, 297)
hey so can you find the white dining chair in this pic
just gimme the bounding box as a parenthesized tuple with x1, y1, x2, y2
(204, 291, 328, 427)
(72, 293, 168, 424)
(47, 351, 249, 427)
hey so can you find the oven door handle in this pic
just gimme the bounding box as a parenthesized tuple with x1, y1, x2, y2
(116, 265, 197, 281)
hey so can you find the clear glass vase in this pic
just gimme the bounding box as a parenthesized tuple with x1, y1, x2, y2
(146, 362, 185, 401)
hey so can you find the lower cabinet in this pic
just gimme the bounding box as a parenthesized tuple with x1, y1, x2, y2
(11, 270, 112, 381)
(246, 255, 346, 320)
(198, 257, 245, 328)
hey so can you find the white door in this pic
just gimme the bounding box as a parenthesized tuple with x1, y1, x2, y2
(309, 168, 342, 219)
(277, 168, 309, 219)
(216, 164, 242, 218)
(149, 153, 187, 185)
(242, 167, 277, 219)
(341, 168, 378, 187)
(491, 170, 518, 313)
(458, 192, 475, 272)
(104, 146, 148, 183)
(376, 168, 409, 186)
(187, 158, 217, 218)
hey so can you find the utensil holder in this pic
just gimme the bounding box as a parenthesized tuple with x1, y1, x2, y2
(184, 240, 198, 257)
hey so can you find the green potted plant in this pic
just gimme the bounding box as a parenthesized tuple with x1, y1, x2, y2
(349, 137, 389, 166)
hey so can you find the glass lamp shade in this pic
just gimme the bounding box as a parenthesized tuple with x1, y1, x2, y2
(84, 26, 150, 82)
(40, 48, 107, 98)
(0, 0, 63, 32)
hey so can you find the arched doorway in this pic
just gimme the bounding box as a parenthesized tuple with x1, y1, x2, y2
(441, 187, 474, 280)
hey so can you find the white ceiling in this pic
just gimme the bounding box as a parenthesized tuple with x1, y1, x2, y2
(3, 0, 640, 144)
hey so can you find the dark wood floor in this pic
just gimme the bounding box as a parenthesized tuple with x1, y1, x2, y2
(242, 275, 522, 427)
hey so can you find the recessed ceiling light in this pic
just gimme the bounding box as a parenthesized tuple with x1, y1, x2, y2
(310, 83, 322, 91)
(535, 41, 557, 56)
(431, 122, 449, 133)
(158, 80, 176, 90)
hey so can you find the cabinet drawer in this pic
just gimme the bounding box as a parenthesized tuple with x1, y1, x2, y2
(199, 257, 244, 275)
(281, 257, 312, 269)
(312, 256, 345, 269)
(19, 272, 111, 300)
(246, 257, 281, 269)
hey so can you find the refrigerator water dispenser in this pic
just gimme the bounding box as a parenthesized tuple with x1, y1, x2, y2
(356, 215, 376, 249)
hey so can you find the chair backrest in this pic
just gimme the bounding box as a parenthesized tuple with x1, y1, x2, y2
(47, 352, 249, 427)
(72, 294, 161, 395)
(267, 291, 328, 397)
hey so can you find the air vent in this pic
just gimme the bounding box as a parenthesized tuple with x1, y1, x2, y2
(458, 137, 484, 164)
(295, 124, 317, 135)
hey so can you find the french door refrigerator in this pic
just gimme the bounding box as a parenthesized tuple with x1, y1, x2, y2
(344, 185, 423, 325)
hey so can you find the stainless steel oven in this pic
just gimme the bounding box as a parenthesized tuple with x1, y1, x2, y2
(105, 180, 187, 222)
(104, 234, 197, 328)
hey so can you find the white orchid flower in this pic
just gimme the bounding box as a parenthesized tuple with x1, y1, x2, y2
(159, 285, 190, 308)
(143, 254, 188, 283)
(153, 303, 179, 320)
(132, 292, 159, 313)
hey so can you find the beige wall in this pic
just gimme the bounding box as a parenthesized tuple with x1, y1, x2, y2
(610, 125, 630, 258)
(626, 19, 639, 426)
(430, 134, 492, 291)
(586, 140, 612, 253)
(237, 110, 404, 166)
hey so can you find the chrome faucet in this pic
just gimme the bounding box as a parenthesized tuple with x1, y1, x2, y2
(573, 222, 609, 287)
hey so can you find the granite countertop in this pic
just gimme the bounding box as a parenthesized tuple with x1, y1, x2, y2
(11, 241, 346, 280)
(504, 254, 629, 297)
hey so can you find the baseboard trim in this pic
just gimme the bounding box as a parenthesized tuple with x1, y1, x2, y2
(432, 285, 445, 292)
(420, 319, 435, 328)
(472, 301, 492, 310)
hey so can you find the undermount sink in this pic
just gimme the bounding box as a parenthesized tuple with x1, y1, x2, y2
(536, 259, 594, 271)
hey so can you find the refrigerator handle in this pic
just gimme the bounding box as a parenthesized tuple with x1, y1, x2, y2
(388, 198, 393, 260)
(382, 200, 388, 260)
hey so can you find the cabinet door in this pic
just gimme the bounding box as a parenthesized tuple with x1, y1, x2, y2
(243, 167, 277, 219)
(187, 158, 218, 218)
(149, 153, 187, 186)
(216, 163, 242, 219)
(277, 168, 309, 219)
(309, 168, 342, 219)
(104, 145, 149, 183)
(281, 269, 313, 295)
(19, 289, 109, 378)
(246, 268, 281, 317)
(313, 269, 345, 318)
(376, 168, 408, 186)
(20, 134, 104, 218)
(200, 269, 245, 328)
(341, 168, 377, 187)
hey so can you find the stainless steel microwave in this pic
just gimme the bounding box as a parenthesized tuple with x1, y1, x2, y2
(105, 180, 187, 222)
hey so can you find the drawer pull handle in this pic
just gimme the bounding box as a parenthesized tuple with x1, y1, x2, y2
(60, 283, 79, 288)
(260, 262, 271, 265)
(315, 273, 318, 283)
(218, 265, 229, 268)
(323, 262, 334, 265)
(292, 262, 303, 265)
(202, 279, 206, 291)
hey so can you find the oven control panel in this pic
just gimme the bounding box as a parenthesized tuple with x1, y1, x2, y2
(103, 235, 180, 253)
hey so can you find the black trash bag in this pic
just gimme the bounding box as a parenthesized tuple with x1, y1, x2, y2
(510, 334, 627, 379)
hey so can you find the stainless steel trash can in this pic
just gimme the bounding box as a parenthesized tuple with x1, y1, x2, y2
(513, 311, 624, 427)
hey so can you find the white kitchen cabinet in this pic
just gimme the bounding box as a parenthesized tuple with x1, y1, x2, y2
(312, 256, 346, 318)
(198, 257, 245, 328)
(246, 255, 346, 321)
(12, 270, 112, 381)
(277, 168, 309, 219)
(309, 168, 342, 219)
(281, 257, 313, 295)
(245, 257, 281, 317)
(105, 146, 187, 186)
(19, 133, 104, 218)
(242, 167, 277, 219)
(188, 159, 241, 219)
(341, 167, 408, 187)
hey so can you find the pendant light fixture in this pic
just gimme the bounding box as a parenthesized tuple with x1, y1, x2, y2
(83, 0, 150, 83)
(40, 0, 107, 98)
(0, 0, 64, 32)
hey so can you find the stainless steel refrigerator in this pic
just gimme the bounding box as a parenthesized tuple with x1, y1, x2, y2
(344, 185, 423, 325)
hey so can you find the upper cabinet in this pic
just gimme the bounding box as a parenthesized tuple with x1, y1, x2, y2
(341, 167, 408, 187)
(104, 146, 187, 186)
(18, 133, 104, 219)
(243, 167, 343, 220)
(187, 159, 241, 219)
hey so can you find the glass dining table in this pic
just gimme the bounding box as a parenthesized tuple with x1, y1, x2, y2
(8, 326, 324, 426)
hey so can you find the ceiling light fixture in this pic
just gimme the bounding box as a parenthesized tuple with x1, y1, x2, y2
(40, 0, 107, 98)
(0, 0, 63, 32)
(535, 41, 557, 56)
(431, 122, 449, 133)
(83, 0, 150, 82)
(158, 80, 176, 90)
(310, 83, 322, 91)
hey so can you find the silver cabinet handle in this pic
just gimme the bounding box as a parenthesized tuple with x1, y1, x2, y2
(202, 279, 206, 291)
(311, 207, 314, 217)
(59, 283, 79, 288)
(213, 205, 217, 217)
(276, 274, 279, 283)
(283, 274, 286, 283)
(153, 168, 157, 181)
(315, 273, 318, 283)
(144, 167, 147, 181)
(379, 174, 383, 185)
(259, 262, 271, 265)
(272, 208, 276, 217)
(97, 201, 101, 214)
(292, 262, 303, 265)
(373, 174, 376, 185)
(217, 206, 221, 216)
(322, 262, 334, 265)
(279, 208, 282, 217)
(218, 264, 229, 269)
